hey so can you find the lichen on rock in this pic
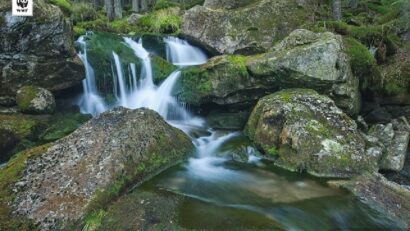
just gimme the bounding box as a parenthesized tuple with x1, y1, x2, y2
(244, 89, 375, 178)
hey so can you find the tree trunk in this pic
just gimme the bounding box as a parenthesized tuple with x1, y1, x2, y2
(350, 0, 358, 9)
(105, 0, 115, 21)
(141, 0, 148, 12)
(132, 0, 140, 12)
(113, 0, 123, 19)
(332, 0, 342, 20)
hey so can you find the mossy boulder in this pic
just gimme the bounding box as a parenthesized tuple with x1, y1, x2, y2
(4, 107, 192, 230)
(244, 89, 376, 178)
(177, 30, 360, 116)
(176, 55, 257, 106)
(0, 0, 84, 98)
(0, 113, 47, 162)
(16, 86, 56, 114)
(247, 29, 360, 116)
(182, 0, 318, 55)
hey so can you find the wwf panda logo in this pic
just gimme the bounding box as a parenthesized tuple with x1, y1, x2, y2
(16, 0, 28, 8)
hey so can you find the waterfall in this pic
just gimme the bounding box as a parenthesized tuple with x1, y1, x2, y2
(76, 36, 106, 116)
(112, 52, 128, 107)
(123, 37, 154, 89)
(164, 37, 208, 66)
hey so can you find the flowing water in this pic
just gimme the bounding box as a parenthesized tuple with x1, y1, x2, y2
(76, 35, 404, 230)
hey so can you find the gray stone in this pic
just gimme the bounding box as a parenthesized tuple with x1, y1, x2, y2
(244, 89, 374, 178)
(10, 107, 193, 230)
(16, 86, 56, 114)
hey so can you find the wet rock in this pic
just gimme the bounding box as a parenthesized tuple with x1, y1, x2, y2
(328, 173, 410, 229)
(244, 89, 374, 178)
(247, 29, 360, 116)
(127, 13, 143, 25)
(178, 30, 360, 116)
(6, 107, 192, 230)
(16, 86, 56, 114)
(0, 0, 84, 99)
(182, 0, 318, 55)
(368, 117, 410, 171)
(0, 129, 18, 162)
(206, 111, 250, 130)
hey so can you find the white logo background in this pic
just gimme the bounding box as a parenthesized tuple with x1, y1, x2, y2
(12, 0, 33, 16)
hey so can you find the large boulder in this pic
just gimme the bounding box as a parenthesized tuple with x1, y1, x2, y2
(244, 89, 376, 178)
(16, 86, 56, 114)
(0, 107, 192, 230)
(182, 0, 317, 55)
(0, 0, 84, 104)
(177, 30, 360, 116)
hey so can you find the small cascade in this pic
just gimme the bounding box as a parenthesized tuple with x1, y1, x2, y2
(164, 37, 208, 66)
(76, 36, 106, 116)
(123, 37, 154, 89)
(112, 52, 128, 107)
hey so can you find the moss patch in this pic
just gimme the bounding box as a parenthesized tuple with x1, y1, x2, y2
(138, 7, 182, 34)
(343, 37, 381, 91)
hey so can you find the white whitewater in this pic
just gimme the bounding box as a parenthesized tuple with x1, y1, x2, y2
(76, 36, 106, 116)
(164, 37, 208, 66)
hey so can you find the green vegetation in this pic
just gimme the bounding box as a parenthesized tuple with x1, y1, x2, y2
(227, 55, 248, 77)
(48, 0, 72, 15)
(267, 146, 278, 156)
(138, 7, 182, 34)
(82, 209, 107, 231)
(72, 2, 97, 23)
(343, 37, 381, 91)
(178, 66, 213, 105)
(40, 113, 91, 142)
(15, 86, 38, 111)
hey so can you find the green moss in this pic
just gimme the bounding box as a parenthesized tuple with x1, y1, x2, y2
(152, 55, 177, 83)
(138, 7, 181, 34)
(383, 82, 405, 95)
(0, 114, 39, 139)
(72, 3, 97, 23)
(0, 145, 50, 230)
(178, 66, 213, 105)
(154, 0, 178, 10)
(82, 209, 106, 231)
(40, 113, 91, 142)
(16, 86, 39, 111)
(343, 37, 382, 91)
(267, 146, 278, 156)
(48, 0, 72, 16)
(74, 26, 86, 37)
(227, 55, 248, 77)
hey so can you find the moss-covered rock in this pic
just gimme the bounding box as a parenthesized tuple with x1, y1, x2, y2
(39, 112, 91, 142)
(244, 89, 376, 178)
(182, 0, 319, 54)
(0, 0, 84, 99)
(16, 86, 56, 114)
(177, 30, 360, 116)
(3, 107, 192, 230)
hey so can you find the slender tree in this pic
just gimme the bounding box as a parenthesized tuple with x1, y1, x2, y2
(113, 0, 122, 19)
(332, 0, 342, 20)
